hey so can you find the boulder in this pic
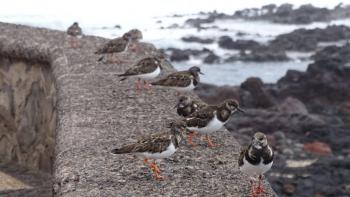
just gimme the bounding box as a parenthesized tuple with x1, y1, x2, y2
(240, 77, 274, 108)
(181, 36, 214, 44)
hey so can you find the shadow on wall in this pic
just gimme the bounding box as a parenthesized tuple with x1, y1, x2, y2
(0, 57, 56, 174)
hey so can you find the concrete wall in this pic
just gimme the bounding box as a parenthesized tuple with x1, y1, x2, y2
(0, 58, 56, 173)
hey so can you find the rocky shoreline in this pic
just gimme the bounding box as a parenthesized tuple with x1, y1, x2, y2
(165, 25, 350, 65)
(195, 43, 350, 197)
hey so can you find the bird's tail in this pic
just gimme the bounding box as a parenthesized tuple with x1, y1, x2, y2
(111, 144, 135, 154)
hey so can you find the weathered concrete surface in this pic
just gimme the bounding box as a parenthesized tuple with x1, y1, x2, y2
(0, 22, 275, 196)
(0, 59, 56, 173)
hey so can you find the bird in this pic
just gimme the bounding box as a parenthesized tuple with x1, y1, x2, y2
(118, 55, 164, 91)
(67, 22, 83, 48)
(151, 66, 203, 93)
(95, 32, 132, 63)
(125, 29, 143, 52)
(111, 121, 187, 180)
(183, 99, 244, 147)
(175, 95, 207, 117)
(238, 132, 274, 197)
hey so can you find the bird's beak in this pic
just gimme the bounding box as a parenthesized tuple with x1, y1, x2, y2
(199, 71, 204, 75)
(237, 107, 245, 113)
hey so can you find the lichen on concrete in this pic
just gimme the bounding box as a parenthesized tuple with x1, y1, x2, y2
(0, 22, 275, 197)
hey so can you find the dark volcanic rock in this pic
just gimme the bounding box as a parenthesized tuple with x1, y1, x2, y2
(203, 52, 220, 64)
(225, 108, 326, 135)
(270, 25, 350, 51)
(181, 36, 214, 44)
(240, 77, 274, 108)
(195, 83, 240, 105)
(166, 48, 212, 62)
(277, 58, 350, 111)
(312, 43, 350, 64)
(229, 48, 289, 62)
(269, 157, 350, 197)
(218, 37, 261, 50)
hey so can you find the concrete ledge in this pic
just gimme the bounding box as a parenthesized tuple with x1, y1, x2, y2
(0, 22, 275, 196)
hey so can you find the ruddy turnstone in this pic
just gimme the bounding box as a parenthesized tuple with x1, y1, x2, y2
(118, 55, 164, 91)
(183, 99, 244, 147)
(125, 29, 143, 52)
(111, 121, 186, 180)
(175, 95, 207, 117)
(95, 33, 131, 63)
(67, 22, 83, 48)
(238, 132, 274, 197)
(151, 66, 203, 93)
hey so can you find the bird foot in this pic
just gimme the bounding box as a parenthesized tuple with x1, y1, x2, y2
(204, 135, 220, 148)
(187, 132, 198, 147)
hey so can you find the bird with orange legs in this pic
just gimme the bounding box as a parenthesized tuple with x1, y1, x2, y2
(238, 132, 274, 197)
(111, 121, 186, 180)
(118, 54, 164, 92)
(182, 99, 244, 148)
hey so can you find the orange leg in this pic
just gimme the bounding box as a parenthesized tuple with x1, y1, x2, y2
(187, 132, 198, 147)
(254, 175, 267, 195)
(143, 80, 151, 91)
(135, 79, 142, 92)
(204, 135, 220, 148)
(150, 162, 164, 180)
(249, 180, 258, 197)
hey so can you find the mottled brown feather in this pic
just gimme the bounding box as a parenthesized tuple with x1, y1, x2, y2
(95, 37, 129, 54)
(151, 71, 193, 87)
(118, 57, 161, 77)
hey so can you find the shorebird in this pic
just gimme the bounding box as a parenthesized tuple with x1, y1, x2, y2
(183, 99, 244, 147)
(111, 121, 186, 180)
(175, 95, 207, 118)
(118, 55, 164, 91)
(67, 22, 83, 48)
(151, 66, 203, 93)
(238, 132, 274, 197)
(125, 29, 143, 52)
(95, 32, 132, 63)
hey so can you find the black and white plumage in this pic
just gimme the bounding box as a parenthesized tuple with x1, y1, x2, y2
(183, 99, 244, 147)
(111, 121, 186, 180)
(151, 66, 203, 92)
(175, 96, 207, 117)
(118, 55, 164, 91)
(67, 22, 83, 48)
(238, 132, 274, 196)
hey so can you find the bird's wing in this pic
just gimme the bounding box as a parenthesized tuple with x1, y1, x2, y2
(96, 37, 127, 54)
(184, 106, 216, 128)
(152, 71, 192, 87)
(120, 58, 159, 76)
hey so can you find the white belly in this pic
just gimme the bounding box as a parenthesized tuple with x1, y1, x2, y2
(137, 66, 161, 80)
(138, 143, 176, 159)
(240, 158, 273, 177)
(172, 80, 195, 92)
(187, 115, 224, 134)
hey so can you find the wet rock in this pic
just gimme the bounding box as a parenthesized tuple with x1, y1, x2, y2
(275, 97, 308, 114)
(277, 50, 350, 111)
(203, 52, 220, 64)
(218, 37, 261, 50)
(168, 48, 190, 62)
(312, 43, 350, 64)
(303, 141, 332, 156)
(270, 25, 350, 51)
(195, 83, 240, 105)
(240, 77, 274, 108)
(181, 36, 214, 44)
